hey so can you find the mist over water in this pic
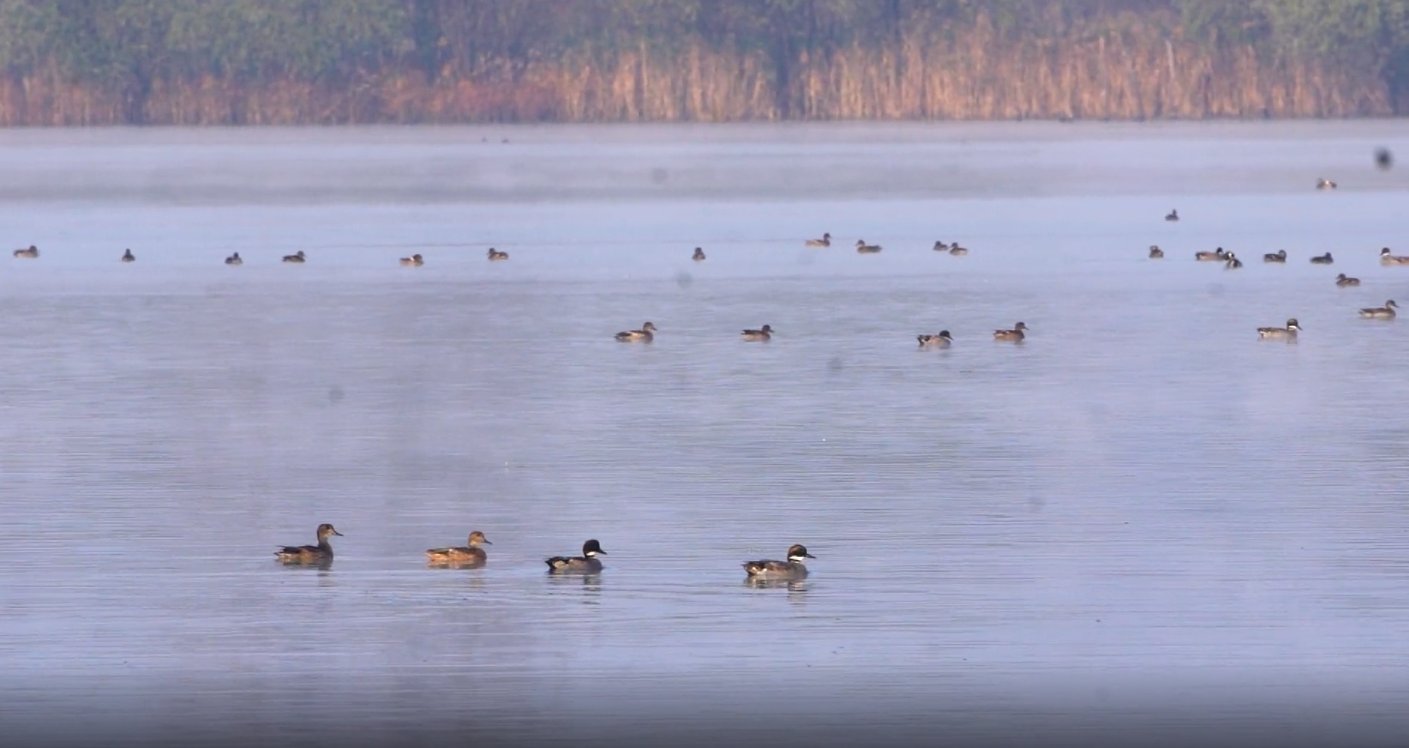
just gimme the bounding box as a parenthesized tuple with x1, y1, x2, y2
(2, 122, 1408, 748)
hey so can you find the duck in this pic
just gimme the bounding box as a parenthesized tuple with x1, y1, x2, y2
(614, 321, 657, 342)
(282, 250, 306, 263)
(741, 324, 774, 341)
(1194, 247, 1227, 262)
(692, 247, 706, 261)
(225, 252, 243, 266)
(1359, 299, 1398, 319)
(12, 245, 38, 258)
(399, 253, 424, 267)
(855, 239, 882, 254)
(1376, 147, 1393, 170)
(426, 531, 492, 566)
(805, 233, 832, 248)
(1257, 318, 1302, 339)
(917, 330, 953, 348)
(1335, 273, 1361, 287)
(932, 241, 950, 252)
(545, 539, 606, 574)
(1148, 245, 1164, 259)
(487, 248, 509, 261)
(1379, 247, 1409, 265)
(120, 248, 135, 263)
(1310, 252, 1334, 265)
(1165, 209, 1179, 222)
(275, 523, 342, 563)
(1316, 178, 1338, 190)
(993, 321, 1028, 341)
(743, 544, 815, 581)
(1263, 249, 1287, 263)
(1224, 252, 1243, 269)
(948, 243, 969, 256)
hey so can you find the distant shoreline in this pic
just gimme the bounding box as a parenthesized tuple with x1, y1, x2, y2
(1, 2, 1404, 126)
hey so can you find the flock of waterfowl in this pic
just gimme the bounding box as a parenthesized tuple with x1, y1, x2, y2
(12, 156, 1400, 590)
(275, 524, 815, 581)
(9, 244, 512, 265)
(13, 212, 1401, 346)
(623, 234, 1000, 346)
(1147, 230, 1407, 339)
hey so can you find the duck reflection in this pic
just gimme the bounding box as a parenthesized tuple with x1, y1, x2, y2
(546, 571, 603, 601)
(278, 557, 333, 573)
(744, 577, 808, 594)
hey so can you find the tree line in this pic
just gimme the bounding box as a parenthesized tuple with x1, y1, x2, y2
(0, 0, 1404, 124)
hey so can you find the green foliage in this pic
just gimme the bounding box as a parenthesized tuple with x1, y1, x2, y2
(1257, 0, 1409, 66)
(1177, 0, 1272, 45)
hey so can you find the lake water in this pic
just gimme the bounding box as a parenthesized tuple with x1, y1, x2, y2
(2, 121, 1408, 748)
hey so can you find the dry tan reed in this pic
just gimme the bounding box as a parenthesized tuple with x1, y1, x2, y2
(0, 15, 1390, 125)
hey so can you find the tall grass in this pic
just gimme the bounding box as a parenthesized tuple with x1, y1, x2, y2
(0, 14, 1387, 125)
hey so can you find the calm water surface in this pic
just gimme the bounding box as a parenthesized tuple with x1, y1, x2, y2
(2, 122, 1409, 747)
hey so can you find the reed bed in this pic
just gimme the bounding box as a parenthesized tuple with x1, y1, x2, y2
(0, 16, 1389, 125)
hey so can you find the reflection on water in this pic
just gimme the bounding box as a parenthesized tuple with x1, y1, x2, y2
(425, 560, 486, 570)
(277, 558, 334, 573)
(744, 577, 809, 594)
(545, 573, 604, 604)
(1, 122, 1409, 746)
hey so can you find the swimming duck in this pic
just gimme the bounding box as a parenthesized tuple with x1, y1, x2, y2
(948, 243, 968, 256)
(743, 544, 815, 581)
(1257, 318, 1302, 339)
(692, 247, 706, 261)
(1148, 245, 1164, 259)
(1316, 178, 1338, 190)
(426, 530, 492, 566)
(1335, 273, 1360, 287)
(917, 330, 953, 348)
(1194, 247, 1227, 261)
(1165, 209, 1179, 222)
(225, 252, 243, 266)
(805, 233, 832, 248)
(12, 245, 38, 258)
(932, 241, 950, 252)
(282, 250, 306, 263)
(993, 321, 1028, 341)
(545, 539, 606, 574)
(1224, 252, 1243, 269)
(855, 240, 882, 254)
(1310, 252, 1334, 265)
(615, 321, 657, 342)
(1359, 299, 1398, 319)
(120, 248, 135, 263)
(1263, 249, 1287, 263)
(399, 253, 424, 267)
(1379, 247, 1409, 265)
(487, 248, 509, 261)
(741, 324, 773, 341)
(275, 523, 342, 563)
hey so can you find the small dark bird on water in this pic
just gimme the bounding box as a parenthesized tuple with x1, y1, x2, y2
(1376, 147, 1393, 170)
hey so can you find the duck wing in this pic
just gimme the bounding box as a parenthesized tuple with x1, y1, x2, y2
(743, 559, 784, 574)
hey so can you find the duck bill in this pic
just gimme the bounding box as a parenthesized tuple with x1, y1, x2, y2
(333, 529, 345, 536)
